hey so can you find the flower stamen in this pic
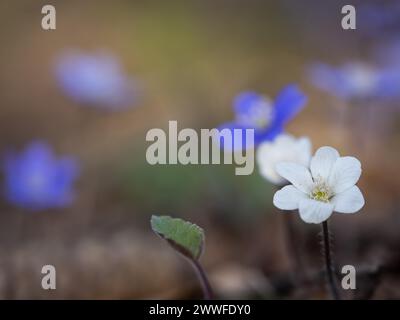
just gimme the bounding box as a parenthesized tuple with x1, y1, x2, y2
(237, 98, 273, 129)
(311, 181, 332, 203)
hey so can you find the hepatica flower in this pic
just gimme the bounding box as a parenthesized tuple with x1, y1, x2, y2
(55, 51, 137, 110)
(358, 3, 400, 36)
(273, 146, 364, 224)
(218, 85, 307, 150)
(3, 141, 79, 211)
(308, 62, 400, 100)
(375, 39, 400, 68)
(257, 133, 311, 185)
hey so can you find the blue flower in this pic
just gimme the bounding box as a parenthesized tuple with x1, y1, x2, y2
(375, 39, 400, 68)
(55, 50, 138, 110)
(308, 62, 400, 100)
(3, 141, 79, 211)
(358, 3, 400, 37)
(217, 85, 307, 150)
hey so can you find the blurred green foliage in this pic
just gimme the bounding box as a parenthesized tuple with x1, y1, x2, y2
(120, 145, 275, 223)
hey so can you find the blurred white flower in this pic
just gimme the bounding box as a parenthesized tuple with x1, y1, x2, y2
(257, 134, 312, 185)
(273, 146, 364, 224)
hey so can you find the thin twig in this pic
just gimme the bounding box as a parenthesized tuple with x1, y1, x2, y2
(321, 221, 340, 300)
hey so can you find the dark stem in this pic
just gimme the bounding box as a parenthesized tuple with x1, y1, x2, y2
(321, 221, 340, 300)
(191, 259, 214, 300)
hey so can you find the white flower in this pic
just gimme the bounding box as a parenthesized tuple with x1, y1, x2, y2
(273, 146, 365, 224)
(257, 134, 312, 185)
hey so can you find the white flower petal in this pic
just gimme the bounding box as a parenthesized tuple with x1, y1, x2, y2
(295, 137, 312, 167)
(256, 142, 273, 167)
(332, 186, 364, 213)
(274, 133, 296, 145)
(257, 142, 286, 185)
(257, 134, 312, 186)
(259, 165, 286, 185)
(276, 162, 313, 193)
(310, 146, 340, 181)
(273, 185, 308, 210)
(299, 198, 334, 224)
(328, 156, 362, 194)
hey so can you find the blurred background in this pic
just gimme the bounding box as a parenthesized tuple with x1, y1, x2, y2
(0, 0, 399, 299)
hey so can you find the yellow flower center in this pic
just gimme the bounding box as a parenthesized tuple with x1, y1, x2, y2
(254, 117, 270, 129)
(311, 182, 332, 203)
(237, 97, 273, 129)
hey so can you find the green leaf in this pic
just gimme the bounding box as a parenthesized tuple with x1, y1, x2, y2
(151, 215, 205, 261)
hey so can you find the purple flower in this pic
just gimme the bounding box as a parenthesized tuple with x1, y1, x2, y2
(358, 3, 400, 37)
(218, 85, 307, 150)
(3, 141, 79, 211)
(375, 39, 400, 68)
(55, 51, 137, 110)
(308, 62, 400, 101)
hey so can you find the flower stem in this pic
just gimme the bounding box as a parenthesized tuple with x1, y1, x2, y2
(191, 259, 214, 300)
(321, 221, 340, 300)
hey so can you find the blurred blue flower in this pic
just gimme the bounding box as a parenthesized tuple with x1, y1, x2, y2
(375, 39, 400, 68)
(308, 62, 400, 100)
(218, 85, 307, 150)
(3, 141, 79, 211)
(358, 3, 400, 37)
(55, 51, 138, 110)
